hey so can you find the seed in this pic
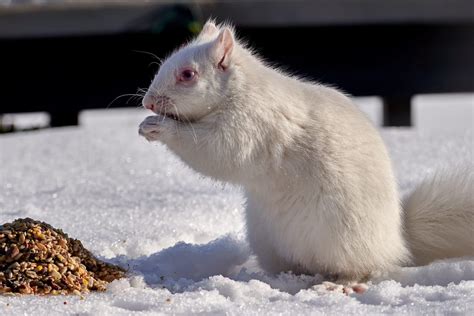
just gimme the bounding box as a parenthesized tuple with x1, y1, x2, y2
(50, 270, 61, 281)
(8, 262, 20, 270)
(33, 229, 45, 240)
(9, 245, 20, 258)
(66, 275, 75, 285)
(0, 287, 12, 294)
(19, 286, 32, 294)
(26, 271, 38, 279)
(19, 233, 25, 244)
(0, 218, 125, 295)
(36, 243, 47, 251)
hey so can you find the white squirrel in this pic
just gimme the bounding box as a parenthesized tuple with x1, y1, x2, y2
(139, 20, 473, 292)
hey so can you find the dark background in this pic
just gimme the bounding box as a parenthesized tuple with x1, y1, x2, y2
(1, 1, 473, 129)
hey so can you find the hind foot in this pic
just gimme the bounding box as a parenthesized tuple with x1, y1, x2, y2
(312, 279, 368, 295)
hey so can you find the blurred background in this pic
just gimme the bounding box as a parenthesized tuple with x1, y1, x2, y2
(0, 0, 473, 133)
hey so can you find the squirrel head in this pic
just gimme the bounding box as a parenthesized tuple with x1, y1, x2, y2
(142, 20, 238, 123)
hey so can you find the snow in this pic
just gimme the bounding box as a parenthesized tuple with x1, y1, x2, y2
(0, 95, 473, 315)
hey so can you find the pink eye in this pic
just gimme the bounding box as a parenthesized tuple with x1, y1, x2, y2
(178, 69, 197, 83)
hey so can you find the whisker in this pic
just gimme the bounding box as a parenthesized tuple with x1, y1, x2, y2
(132, 93, 146, 103)
(148, 61, 161, 68)
(149, 87, 160, 96)
(106, 93, 145, 109)
(173, 107, 181, 139)
(107, 86, 150, 110)
(132, 50, 163, 64)
(173, 105, 198, 144)
(161, 99, 168, 123)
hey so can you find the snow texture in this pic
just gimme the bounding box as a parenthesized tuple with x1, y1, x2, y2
(0, 97, 473, 315)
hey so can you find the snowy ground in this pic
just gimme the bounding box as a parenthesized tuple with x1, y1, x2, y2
(0, 95, 473, 315)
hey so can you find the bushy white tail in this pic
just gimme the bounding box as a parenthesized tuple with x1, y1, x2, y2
(404, 168, 474, 266)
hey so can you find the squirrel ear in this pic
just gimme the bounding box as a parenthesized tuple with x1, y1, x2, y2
(197, 20, 218, 40)
(211, 27, 234, 70)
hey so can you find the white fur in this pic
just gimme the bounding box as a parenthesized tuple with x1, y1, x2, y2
(404, 168, 474, 266)
(139, 21, 473, 282)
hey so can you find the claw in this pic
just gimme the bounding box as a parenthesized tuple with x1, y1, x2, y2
(352, 283, 368, 294)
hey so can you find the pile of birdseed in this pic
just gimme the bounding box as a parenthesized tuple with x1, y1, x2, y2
(0, 218, 126, 295)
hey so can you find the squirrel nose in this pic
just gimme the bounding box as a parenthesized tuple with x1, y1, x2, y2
(142, 95, 156, 112)
(144, 102, 155, 111)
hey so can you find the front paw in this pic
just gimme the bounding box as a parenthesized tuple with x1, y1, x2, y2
(139, 115, 167, 142)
